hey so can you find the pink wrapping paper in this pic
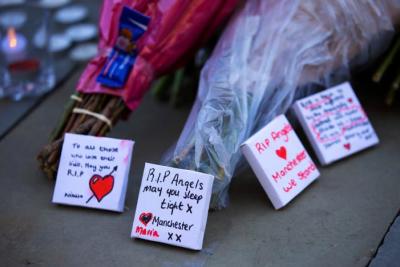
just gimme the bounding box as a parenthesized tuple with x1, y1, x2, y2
(76, 0, 237, 110)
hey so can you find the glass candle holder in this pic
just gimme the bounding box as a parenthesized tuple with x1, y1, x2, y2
(0, 2, 55, 101)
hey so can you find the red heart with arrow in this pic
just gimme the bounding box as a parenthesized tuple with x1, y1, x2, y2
(86, 166, 117, 203)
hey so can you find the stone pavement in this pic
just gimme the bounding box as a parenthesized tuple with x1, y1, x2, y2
(370, 214, 400, 267)
(0, 68, 399, 266)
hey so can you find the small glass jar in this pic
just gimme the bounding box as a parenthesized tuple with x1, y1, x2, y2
(0, 2, 55, 101)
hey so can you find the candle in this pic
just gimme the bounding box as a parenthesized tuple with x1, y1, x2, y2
(1, 27, 27, 63)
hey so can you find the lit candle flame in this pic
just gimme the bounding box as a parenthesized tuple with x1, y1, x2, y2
(7, 28, 17, 48)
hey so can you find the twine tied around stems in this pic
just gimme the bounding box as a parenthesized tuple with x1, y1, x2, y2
(70, 94, 83, 102)
(72, 108, 113, 128)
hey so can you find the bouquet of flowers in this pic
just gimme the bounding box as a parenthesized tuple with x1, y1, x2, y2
(37, 0, 237, 178)
(162, 0, 400, 209)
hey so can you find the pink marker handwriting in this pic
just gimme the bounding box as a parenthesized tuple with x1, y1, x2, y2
(297, 161, 317, 180)
(271, 123, 293, 143)
(272, 150, 307, 183)
(310, 105, 368, 144)
(255, 123, 293, 154)
(283, 179, 297, 193)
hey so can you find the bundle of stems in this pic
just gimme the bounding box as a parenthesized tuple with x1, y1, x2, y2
(37, 93, 129, 179)
(37, 47, 209, 180)
(151, 48, 211, 107)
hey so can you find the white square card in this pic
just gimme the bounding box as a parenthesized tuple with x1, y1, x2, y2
(241, 115, 320, 209)
(131, 163, 214, 250)
(52, 133, 134, 212)
(293, 82, 379, 165)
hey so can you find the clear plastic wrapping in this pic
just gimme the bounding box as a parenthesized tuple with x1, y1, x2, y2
(163, 0, 400, 209)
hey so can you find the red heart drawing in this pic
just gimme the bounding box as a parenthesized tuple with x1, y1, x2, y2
(348, 98, 353, 103)
(343, 143, 351, 150)
(89, 174, 114, 202)
(139, 212, 153, 226)
(275, 146, 287, 160)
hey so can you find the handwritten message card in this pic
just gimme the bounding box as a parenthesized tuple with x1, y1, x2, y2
(52, 133, 134, 212)
(131, 163, 214, 250)
(241, 115, 320, 209)
(293, 82, 379, 165)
